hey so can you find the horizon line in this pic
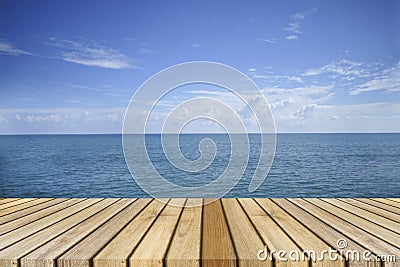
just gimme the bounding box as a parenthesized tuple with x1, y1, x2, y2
(1, 132, 400, 136)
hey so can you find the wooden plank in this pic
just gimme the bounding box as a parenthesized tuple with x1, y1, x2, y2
(309, 199, 400, 248)
(59, 199, 152, 267)
(0, 198, 69, 226)
(255, 198, 345, 267)
(337, 199, 400, 227)
(0, 199, 53, 217)
(0, 199, 82, 234)
(289, 199, 400, 257)
(0, 198, 99, 250)
(239, 198, 308, 267)
(368, 199, 400, 214)
(0, 199, 36, 210)
(166, 198, 203, 267)
(0, 199, 116, 267)
(387, 198, 400, 204)
(272, 199, 380, 267)
(21, 199, 136, 267)
(201, 199, 237, 267)
(355, 199, 400, 215)
(129, 198, 186, 267)
(0, 199, 21, 205)
(322, 199, 400, 233)
(221, 199, 270, 267)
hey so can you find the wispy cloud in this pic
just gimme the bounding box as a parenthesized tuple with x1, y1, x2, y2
(248, 68, 304, 85)
(0, 108, 125, 134)
(51, 82, 103, 91)
(260, 38, 276, 44)
(192, 43, 203, 48)
(286, 35, 298, 40)
(0, 39, 33, 56)
(349, 62, 400, 95)
(45, 38, 136, 69)
(302, 59, 368, 79)
(283, 8, 316, 40)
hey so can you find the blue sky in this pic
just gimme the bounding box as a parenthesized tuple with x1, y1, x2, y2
(0, 0, 399, 133)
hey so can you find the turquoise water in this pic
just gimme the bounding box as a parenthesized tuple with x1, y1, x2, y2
(0, 133, 399, 197)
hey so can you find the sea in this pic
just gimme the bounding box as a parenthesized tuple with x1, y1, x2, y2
(0, 133, 399, 198)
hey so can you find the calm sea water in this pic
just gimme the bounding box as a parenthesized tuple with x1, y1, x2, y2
(0, 134, 399, 197)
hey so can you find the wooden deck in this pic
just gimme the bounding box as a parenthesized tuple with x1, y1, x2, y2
(0, 198, 399, 267)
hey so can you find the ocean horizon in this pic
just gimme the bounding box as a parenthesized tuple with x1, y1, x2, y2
(1, 133, 399, 198)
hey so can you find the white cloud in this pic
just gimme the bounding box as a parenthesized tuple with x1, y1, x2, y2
(349, 62, 400, 95)
(192, 43, 203, 48)
(302, 59, 368, 81)
(261, 38, 276, 44)
(275, 103, 400, 132)
(0, 108, 125, 134)
(45, 38, 136, 69)
(284, 22, 302, 34)
(283, 9, 316, 40)
(286, 35, 298, 40)
(249, 69, 304, 84)
(0, 39, 33, 56)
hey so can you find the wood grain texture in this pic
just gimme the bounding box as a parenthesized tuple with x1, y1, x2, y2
(0, 199, 98, 250)
(0, 199, 82, 234)
(202, 199, 237, 267)
(308, 198, 400, 248)
(289, 199, 400, 257)
(0, 199, 53, 217)
(21, 199, 135, 267)
(239, 198, 308, 267)
(59, 198, 152, 267)
(165, 198, 203, 267)
(368, 199, 400, 214)
(0, 199, 114, 267)
(222, 199, 271, 267)
(0, 199, 35, 211)
(322, 198, 400, 233)
(339, 198, 400, 223)
(0, 198, 398, 267)
(256, 198, 345, 267)
(129, 198, 186, 267)
(0, 199, 21, 205)
(0, 198, 68, 225)
(272, 199, 380, 267)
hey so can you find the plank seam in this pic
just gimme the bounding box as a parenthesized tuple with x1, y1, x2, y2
(0, 198, 55, 217)
(220, 199, 240, 266)
(273, 198, 361, 264)
(319, 198, 400, 235)
(0, 198, 101, 251)
(125, 199, 171, 267)
(0, 198, 69, 225)
(356, 198, 400, 215)
(253, 199, 305, 253)
(199, 199, 204, 267)
(162, 198, 188, 267)
(11, 198, 121, 264)
(336, 198, 400, 224)
(0, 198, 88, 236)
(0, 198, 38, 211)
(285, 198, 380, 259)
(84, 198, 154, 264)
(236, 198, 277, 267)
(303, 198, 400, 251)
(32, 198, 136, 264)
